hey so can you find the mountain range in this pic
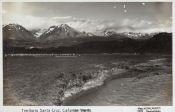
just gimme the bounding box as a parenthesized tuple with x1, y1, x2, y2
(3, 24, 156, 41)
(3, 24, 172, 54)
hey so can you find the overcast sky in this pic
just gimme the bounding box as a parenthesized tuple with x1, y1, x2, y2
(2, 2, 172, 34)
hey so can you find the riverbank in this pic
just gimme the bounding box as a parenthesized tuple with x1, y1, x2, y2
(62, 58, 172, 106)
(62, 68, 126, 105)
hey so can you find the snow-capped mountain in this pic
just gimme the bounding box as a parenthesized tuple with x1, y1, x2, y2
(103, 30, 130, 40)
(39, 24, 89, 40)
(121, 32, 156, 39)
(3, 24, 35, 40)
(104, 30, 116, 37)
(104, 30, 155, 40)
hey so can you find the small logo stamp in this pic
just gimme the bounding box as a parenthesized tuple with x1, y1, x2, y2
(137, 107, 161, 112)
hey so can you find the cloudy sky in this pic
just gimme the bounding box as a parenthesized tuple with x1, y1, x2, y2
(3, 2, 172, 34)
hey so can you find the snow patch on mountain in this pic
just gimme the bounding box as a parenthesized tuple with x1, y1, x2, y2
(3, 24, 35, 40)
(39, 24, 89, 40)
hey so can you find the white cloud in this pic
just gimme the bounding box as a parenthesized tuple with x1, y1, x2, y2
(3, 14, 172, 34)
(52, 16, 72, 20)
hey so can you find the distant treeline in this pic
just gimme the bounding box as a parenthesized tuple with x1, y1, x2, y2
(3, 33, 172, 54)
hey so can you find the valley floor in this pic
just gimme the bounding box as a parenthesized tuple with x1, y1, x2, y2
(3, 54, 172, 106)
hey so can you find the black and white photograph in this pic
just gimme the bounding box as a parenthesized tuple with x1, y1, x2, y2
(2, 2, 172, 106)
